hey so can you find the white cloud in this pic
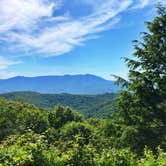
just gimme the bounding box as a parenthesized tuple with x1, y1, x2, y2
(131, 0, 166, 9)
(0, 0, 56, 33)
(0, 0, 164, 57)
(131, 0, 150, 9)
(0, 0, 132, 57)
(0, 56, 21, 79)
(0, 56, 21, 70)
(0, 71, 17, 79)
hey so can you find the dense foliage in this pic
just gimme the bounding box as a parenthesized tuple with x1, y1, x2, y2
(0, 4, 166, 166)
(0, 92, 117, 118)
(1, 98, 166, 166)
(114, 4, 166, 154)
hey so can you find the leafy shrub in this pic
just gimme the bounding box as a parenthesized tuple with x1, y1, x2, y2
(48, 106, 83, 128)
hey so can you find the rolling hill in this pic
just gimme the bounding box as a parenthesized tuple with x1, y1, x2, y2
(0, 91, 117, 118)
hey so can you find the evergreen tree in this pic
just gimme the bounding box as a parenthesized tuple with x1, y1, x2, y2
(115, 4, 166, 153)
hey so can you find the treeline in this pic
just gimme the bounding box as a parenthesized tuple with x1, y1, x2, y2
(0, 92, 117, 118)
(0, 4, 166, 166)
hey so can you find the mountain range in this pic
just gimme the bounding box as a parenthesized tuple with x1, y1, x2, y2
(0, 74, 119, 94)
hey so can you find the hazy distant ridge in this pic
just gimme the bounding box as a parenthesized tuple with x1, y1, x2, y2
(0, 74, 119, 94)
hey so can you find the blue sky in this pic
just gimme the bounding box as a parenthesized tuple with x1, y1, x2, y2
(0, 0, 165, 79)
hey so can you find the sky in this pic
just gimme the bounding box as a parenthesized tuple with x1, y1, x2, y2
(0, 0, 165, 80)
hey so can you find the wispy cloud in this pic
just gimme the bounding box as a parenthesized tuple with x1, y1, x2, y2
(0, 0, 164, 58)
(0, 0, 56, 33)
(131, 0, 166, 9)
(0, 56, 21, 70)
(0, 56, 21, 79)
(0, 71, 18, 79)
(131, 0, 150, 9)
(0, 0, 132, 57)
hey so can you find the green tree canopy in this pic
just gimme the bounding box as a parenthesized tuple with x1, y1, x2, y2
(48, 105, 83, 128)
(115, 4, 166, 153)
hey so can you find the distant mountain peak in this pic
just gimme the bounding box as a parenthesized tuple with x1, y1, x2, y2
(0, 74, 119, 94)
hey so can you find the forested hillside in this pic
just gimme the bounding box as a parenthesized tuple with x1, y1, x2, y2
(0, 5, 166, 166)
(0, 92, 117, 118)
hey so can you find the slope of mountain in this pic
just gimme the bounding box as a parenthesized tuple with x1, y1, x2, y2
(0, 91, 117, 118)
(0, 74, 119, 94)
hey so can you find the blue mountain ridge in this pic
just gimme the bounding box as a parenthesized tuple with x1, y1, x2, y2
(0, 74, 119, 94)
